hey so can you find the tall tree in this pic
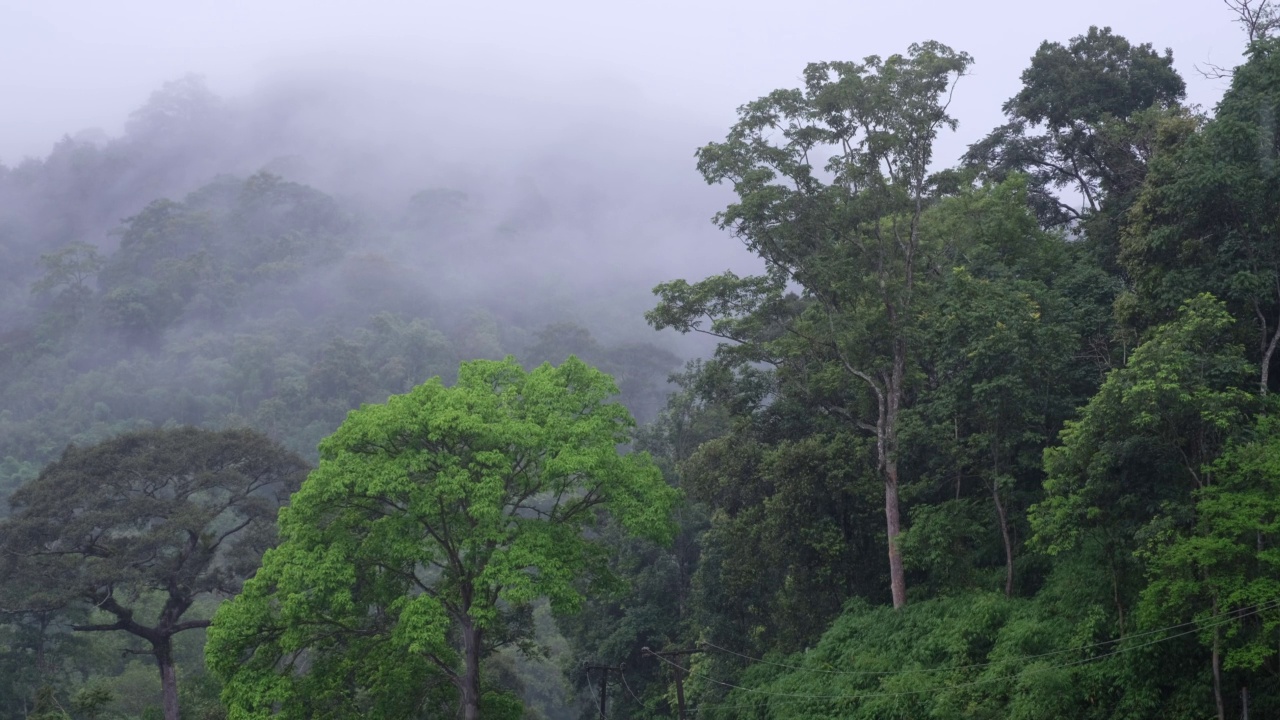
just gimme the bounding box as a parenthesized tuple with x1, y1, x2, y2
(903, 178, 1085, 599)
(206, 357, 677, 720)
(0, 427, 308, 720)
(650, 41, 971, 609)
(965, 26, 1186, 248)
(911, 270, 1074, 596)
(1122, 37, 1280, 392)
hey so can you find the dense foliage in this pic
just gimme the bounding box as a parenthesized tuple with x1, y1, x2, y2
(4, 10, 1280, 719)
(207, 357, 676, 719)
(0, 428, 308, 720)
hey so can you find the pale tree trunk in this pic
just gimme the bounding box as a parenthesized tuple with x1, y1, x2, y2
(1262, 320, 1279, 395)
(885, 459, 907, 609)
(884, 344, 908, 610)
(154, 637, 179, 720)
(853, 368, 909, 610)
(862, 366, 908, 610)
(989, 448, 1015, 597)
(992, 481, 1015, 597)
(1213, 620, 1225, 720)
(460, 620, 483, 720)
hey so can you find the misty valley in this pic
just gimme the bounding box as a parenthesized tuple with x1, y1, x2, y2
(4, 11, 1280, 720)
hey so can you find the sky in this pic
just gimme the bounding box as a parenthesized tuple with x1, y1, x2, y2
(0, 0, 1251, 166)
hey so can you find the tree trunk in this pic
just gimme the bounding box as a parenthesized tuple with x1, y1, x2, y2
(154, 636, 180, 720)
(991, 480, 1015, 597)
(34, 613, 50, 680)
(885, 458, 907, 609)
(885, 344, 908, 610)
(1262, 320, 1279, 395)
(1109, 555, 1126, 634)
(460, 620, 483, 720)
(1213, 623, 1225, 720)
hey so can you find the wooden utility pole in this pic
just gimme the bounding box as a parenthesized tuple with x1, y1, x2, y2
(586, 663, 623, 719)
(642, 647, 701, 720)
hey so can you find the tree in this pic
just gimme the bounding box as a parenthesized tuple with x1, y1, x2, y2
(910, 268, 1075, 597)
(900, 177, 1086, 599)
(1031, 295, 1257, 625)
(205, 357, 678, 720)
(1139, 411, 1280, 719)
(97, 199, 213, 342)
(965, 26, 1186, 245)
(1122, 37, 1280, 392)
(29, 242, 103, 326)
(0, 428, 309, 720)
(555, 378, 719, 719)
(650, 41, 972, 609)
(1226, 0, 1278, 44)
(124, 74, 223, 146)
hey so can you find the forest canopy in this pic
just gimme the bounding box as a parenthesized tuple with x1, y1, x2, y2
(3, 9, 1280, 720)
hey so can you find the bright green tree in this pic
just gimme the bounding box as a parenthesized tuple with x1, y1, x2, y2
(206, 357, 678, 720)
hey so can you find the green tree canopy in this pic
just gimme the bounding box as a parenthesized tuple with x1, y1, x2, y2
(206, 357, 678, 720)
(1030, 295, 1257, 631)
(1122, 37, 1280, 392)
(966, 26, 1186, 235)
(651, 40, 973, 609)
(0, 427, 308, 720)
(1139, 410, 1280, 716)
(29, 241, 104, 327)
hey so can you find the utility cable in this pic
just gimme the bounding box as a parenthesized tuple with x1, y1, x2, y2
(645, 600, 1277, 712)
(620, 668, 644, 705)
(584, 668, 606, 719)
(698, 596, 1280, 678)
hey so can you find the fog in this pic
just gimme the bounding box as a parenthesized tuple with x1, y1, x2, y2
(2, 1, 1246, 164)
(0, 0, 1254, 464)
(1, 2, 1250, 294)
(0, 2, 1248, 332)
(0, 41, 759, 501)
(0, 4, 1260, 715)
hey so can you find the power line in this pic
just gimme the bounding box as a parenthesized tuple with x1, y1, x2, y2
(643, 647, 701, 720)
(644, 600, 1278, 713)
(584, 669, 606, 719)
(699, 596, 1280, 678)
(620, 668, 644, 704)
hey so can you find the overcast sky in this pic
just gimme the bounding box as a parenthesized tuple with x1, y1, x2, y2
(0, 0, 1249, 166)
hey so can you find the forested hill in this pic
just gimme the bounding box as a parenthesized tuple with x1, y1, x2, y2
(5, 13, 1280, 720)
(0, 77, 706, 508)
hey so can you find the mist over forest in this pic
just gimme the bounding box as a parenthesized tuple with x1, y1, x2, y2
(5, 2, 1280, 719)
(0, 70, 756, 499)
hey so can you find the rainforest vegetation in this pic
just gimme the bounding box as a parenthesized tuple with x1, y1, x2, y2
(3, 6, 1280, 719)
